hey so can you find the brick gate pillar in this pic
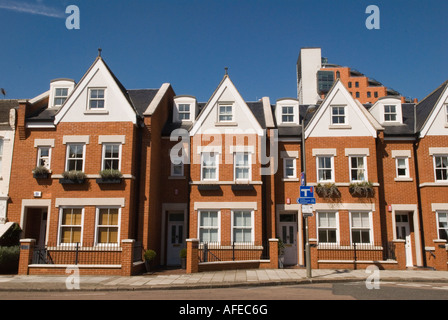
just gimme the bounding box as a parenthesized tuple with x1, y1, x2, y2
(433, 240, 448, 271)
(186, 239, 199, 274)
(121, 239, 135, 276)
(18, 239, 35, 275)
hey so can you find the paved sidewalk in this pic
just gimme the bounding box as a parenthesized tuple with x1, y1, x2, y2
(2, 268, 448, 292)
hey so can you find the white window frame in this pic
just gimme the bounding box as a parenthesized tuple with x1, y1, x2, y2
(231, 210, 254, 244)
(218, 104, 233, 122)
(317, 211, 339, 244)
(201, 152, 219, 181)
(437, 211, 448, 241)
(65, 143, 86, 172)
(349, 155, 368, 182)
(95, 207, 121, 246)
(101, 143, 122, 171)
(178, 103, 191, 121)
(283, 158, 297, 179)
(58, 207, 84, 245)
(88, 88, 106, 110)
(234, 152, 251, 181)
(395, 157, 410, 179)
(331, 105, 346, 125)
(384, 105, 397, 122)
(281, 106, 294, 123)
(171, 161, 184, 177)
(54, 88, 69, 107)
(317, 156, 334, 183)
(433, 154, 448, 182)
(198, 210, 220, 244)
(37, 146, 52, 170)
(350, 211, 373, 244)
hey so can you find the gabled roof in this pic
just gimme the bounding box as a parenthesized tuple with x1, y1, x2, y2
(189, 75, 265, 136)
(304, 79, 381, 139)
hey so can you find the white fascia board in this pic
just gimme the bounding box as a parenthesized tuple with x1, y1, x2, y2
(143, 83, 172, 116)
(420, 85, 448, 138)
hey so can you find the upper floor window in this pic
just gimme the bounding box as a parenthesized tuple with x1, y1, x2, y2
(66, 143, 85, 172)
(234, 152, 250, 181)
(331, 106, 346, 125)
(102, 143, 121, 171)
(282, 106, 294, 123)
(178, 104, 191, 121)
(350, 156, 367, 182)
(283, 158, 296, 179)
(348, 82, 352, 88)
(374, 92, 378, 98)
(396, 157, 409, 179)
(54, 88, 69, 107)
(89, 88, 105, 109)
(434, 155, 448, 181)
(37, 146, 51, 169)
(218, 105, 233, 122)
(201, 152, 218, 181)
(355, 82, 359, 88)
(317, 156, 334, 182)
(384, 105, 397, 122)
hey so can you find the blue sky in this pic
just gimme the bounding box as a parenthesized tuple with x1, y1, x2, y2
(0, 0, 447, 103)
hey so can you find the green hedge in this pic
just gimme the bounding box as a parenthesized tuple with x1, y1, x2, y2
(0, 246, 19, 274)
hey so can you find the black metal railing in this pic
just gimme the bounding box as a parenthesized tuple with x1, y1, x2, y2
(32, 242, 122, 265)
(317, 241, 396, 262)
(198, 241, 270, 263)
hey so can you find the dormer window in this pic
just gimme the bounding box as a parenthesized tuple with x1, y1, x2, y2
(178, 104, 190, 121)
(276, 99, 299, 125)
(218, 105, 233, 122)
(331, 106, 346, 125)
(282, 106, 294, 123)
(384, 105, 397, 122)
(54, 88, 69, 107)
(89, 88, 105, 109)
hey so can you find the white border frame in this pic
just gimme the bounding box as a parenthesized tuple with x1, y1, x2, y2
(57, 206, 85, 246)
(94, 206, 121, 246)
(231, 210, 255, 244)
(197, 210, 221, 244)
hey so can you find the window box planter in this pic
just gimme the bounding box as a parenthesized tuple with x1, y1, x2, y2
(97, 169, 122, 184)
(316, 183, 340, 198)
(96, 178, 122, 184)
(59, 171, 87, 184)
(231, 184, 254, 191)
(349, 181, 375, 197)
(198, 184, 220, 191)
(32, 166, 50, 179)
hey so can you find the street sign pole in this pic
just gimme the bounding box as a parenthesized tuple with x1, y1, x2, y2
(305, 215, 311, 278)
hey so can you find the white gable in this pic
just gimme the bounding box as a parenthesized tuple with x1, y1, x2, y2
(421, 85, 448, 137)
(54, 58, 137, 125)
(189, 76, 263, 136)
(305, 80, 379, 138)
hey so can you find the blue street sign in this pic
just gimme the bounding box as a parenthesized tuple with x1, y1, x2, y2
(300, 172, 306, 186)
(300, 186, 314, 198)
(297, 197, 316, 205)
